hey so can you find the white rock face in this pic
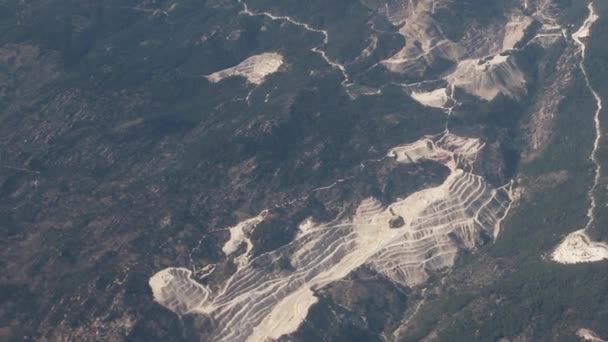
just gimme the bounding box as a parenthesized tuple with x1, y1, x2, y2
(248, 287, 318, 342)
(381, 0, 542, 102)
(577, 328, 607, 342)
(551, 230, 608, 264)
(222, 210, 267, 268)
(149, 132, 513, 342)
(447, 54, 526, 101)
(148, 267, 213, 315)
(410, 88, 449, 108)
(388, 133, 483, 166)
(206, 52, 283, 85)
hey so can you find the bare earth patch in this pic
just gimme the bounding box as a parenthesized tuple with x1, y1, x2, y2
(149, 132, 513, 342)
(205, 52, 284, 85)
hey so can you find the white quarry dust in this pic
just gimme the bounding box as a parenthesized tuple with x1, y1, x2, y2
(149, 131, 513, 342)
(222, 210, 268, 268)
(410, 88, 449, 109)
(577, 328, 608, 342)
(380, 0, 556, 102)
(148, 267, 213, 314)
(551, 2, 608, 264)
(249, 287, 318, 341)
(552, 230, 608, 264)
(447, 54, 526, 101)
(295, 217, 317, 239)
(141, 1, 608, 340)
(205, 52, 283, 85)
(145, 1, 600, 339)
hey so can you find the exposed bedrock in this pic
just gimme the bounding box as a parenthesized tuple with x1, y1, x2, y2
(150, 132, 512, 342)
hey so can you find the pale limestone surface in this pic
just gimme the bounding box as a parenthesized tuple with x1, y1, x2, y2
(149, 132, 513, 342)
(206, 52, 283, 85)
